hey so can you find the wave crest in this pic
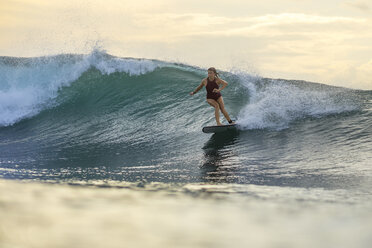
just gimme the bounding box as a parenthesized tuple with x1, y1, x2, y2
(236, 77, 361, 130)
(0, 50, 162, 126)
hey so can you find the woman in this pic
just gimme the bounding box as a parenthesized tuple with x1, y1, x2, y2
(190, 67, 235, 126)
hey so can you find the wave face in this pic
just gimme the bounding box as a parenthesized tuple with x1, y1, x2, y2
(1, 50, 371, 189)
(0, 50, 161, 126)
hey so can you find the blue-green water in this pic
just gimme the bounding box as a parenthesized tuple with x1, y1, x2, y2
(1, 50, 372, 248)
(0, 50, 371, 190)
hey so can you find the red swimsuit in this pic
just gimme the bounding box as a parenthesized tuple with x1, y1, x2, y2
(206, 77, 221, 101)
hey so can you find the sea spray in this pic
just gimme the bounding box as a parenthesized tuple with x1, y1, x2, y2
(236, 76, 361, 130)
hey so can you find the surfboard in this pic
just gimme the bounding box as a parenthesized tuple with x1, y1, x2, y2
(202, 124, 237, 133)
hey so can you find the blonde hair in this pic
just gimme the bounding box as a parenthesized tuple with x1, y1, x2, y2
(208, 67, 219, 78)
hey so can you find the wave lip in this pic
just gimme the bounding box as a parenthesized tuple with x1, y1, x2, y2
(0, 50, 162, 127)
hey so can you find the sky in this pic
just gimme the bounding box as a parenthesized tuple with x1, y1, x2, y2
(0, 0, 371, 89)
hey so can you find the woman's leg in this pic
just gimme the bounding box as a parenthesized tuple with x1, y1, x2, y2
(207, 99, 222, 125)
(217, 97, 234, 123)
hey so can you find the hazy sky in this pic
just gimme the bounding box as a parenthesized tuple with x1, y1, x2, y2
(1, 0, 371, 89)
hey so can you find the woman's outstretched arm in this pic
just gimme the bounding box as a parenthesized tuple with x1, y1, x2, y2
(190, 80, 205, 95)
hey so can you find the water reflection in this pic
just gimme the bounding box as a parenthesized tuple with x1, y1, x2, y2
(201, 131, 240, 183)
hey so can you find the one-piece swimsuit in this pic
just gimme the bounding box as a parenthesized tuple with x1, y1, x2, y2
(206, 77, 221, 101)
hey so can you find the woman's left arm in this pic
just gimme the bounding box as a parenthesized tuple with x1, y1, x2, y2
(216, 78, 228, 92)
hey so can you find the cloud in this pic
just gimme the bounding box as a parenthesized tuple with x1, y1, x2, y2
(104, 11, 372, 89)
(355, 59, 372, 88)
(343, 1, 371, 12)
(251, 13, 364, 24)
(1, 0, 371, 89)
(126, 12, 369, 39)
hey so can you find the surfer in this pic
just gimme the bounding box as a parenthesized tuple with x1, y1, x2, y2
(190, 67, 235, 126)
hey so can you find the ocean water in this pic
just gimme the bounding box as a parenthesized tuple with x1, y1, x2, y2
(0, 50, 371, 247)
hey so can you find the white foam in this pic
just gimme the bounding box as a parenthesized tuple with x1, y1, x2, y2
(90, 53, 160, 76)
(0, 50, 161, 126)
(236, 75, 359, 130)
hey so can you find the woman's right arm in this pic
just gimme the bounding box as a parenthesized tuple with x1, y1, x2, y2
(190, 80, 205, 95)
